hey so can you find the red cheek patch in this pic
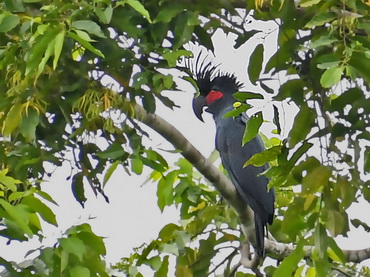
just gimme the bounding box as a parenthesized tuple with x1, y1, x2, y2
(206, 90, 223, 104)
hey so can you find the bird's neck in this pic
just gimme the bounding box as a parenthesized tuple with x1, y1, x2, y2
(207, 95, 236, 121)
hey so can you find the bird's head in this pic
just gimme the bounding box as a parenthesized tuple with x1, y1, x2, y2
(188, 57, 243, 121)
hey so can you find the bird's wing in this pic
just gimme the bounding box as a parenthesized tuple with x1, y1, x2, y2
(215, 117, 274, 224)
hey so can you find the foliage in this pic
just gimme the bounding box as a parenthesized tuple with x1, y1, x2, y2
(0, 0, 370, 276)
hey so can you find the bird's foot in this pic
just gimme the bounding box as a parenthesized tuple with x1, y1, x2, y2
(240, 241, 263, 276)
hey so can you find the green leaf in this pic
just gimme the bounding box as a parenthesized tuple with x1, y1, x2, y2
(320, 66, 343, 88)
(274, 79, 305, 103)
(364, 147, 370, 173)
(103, 161, 120, 186)
(60, 237, 85, 261)
(0, 169, 20, 191)
(157, 171, 176, 211)
(233, 91, 263, 101)
(22, 196, 57, 226)
(159, 223, 182, 243)
(68, 31, 105, 58)
(36, 35, 56, 78)
(306, 267, 316, 277)
(293, 265, 305, 277)
(329, 87, 363, 112)
(95, 143, 126, 159)
(351, 218, 370, 232)
(131, 157, 143, 175)
(72, 20, 106, 38)
(310, 36, 338, 49)
(155, 5, 183, 23)
(317, 61, 340, 70)
(242, 111, 263, 145)
(126, 0, 152, 23)
(348, 51, 370, 85)
(314, 223, 328, 259)
(176, 158, 193, 175)
(60, 249, 69, 272)
(173, 11, 196, 49)
(0, 13, 20, 32)
(95, 6, 113, 24)
(288, 104, 315, 148)
(2, 102, 23, 136)
(0, 199, 33, 237)
(77, 231, 106, 255)
(71, 172, 86, 207)
(327, 237, 346, 263)
(26, 26, 59, 75)
(248, 44, 264, 85)
(304, 12, 336, 28)
(326, 209, 346, 236)
(161, 242, 179, 256)
(20, 108, 39, 142)
(103, 6, 113, 24)
(163, 49, 192, 67)
(244, 146, 281, 167)
(223, 104, 250, 118)
(142, 91, 156, 113)
(345, 65, 356, 80)
(70, 266, 90, 277)
(273, 104, 281, 134)
(301, 166, 330, 195)
(36, 190, 58, 206)
(53, 29, 65, 69)
(155, 256, 169, 277)
(273, 240, 305, 276)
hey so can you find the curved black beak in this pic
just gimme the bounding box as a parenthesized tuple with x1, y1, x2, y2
(192, 95, 207, 122)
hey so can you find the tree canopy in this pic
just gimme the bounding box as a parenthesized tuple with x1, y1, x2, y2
(1, 0, 370, 276)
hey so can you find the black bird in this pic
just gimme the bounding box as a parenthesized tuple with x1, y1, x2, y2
(189, 59, 275, 257)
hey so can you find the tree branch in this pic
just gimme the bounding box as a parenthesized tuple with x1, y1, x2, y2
(124, 100, 370, 264)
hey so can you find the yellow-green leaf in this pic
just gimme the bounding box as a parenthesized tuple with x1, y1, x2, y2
(301, 166, 330, 195)
(244, 145, 281, 167)
(0, 169, 20, 192)
(242, 111, 263, 145)
(306, 267, 316, 277)
(2, 103, 23, 136)
(327, 237, 346, 263)
(320, 66, 343, 88)
(131, 158, 143, 175)
(273, 240, 305, 276)
(300, 0, 322, 7)
(70, 266, 90, 277)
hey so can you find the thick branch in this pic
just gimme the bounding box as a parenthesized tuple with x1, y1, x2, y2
(128, 102, 256, 245)
(265, 236, 370, 263)
(125, 101, 370, 264)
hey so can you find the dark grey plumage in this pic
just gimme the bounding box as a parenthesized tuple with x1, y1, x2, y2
(189, 60, 275, 257)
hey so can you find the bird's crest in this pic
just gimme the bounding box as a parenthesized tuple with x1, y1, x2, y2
(185, 53, 243, 95)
